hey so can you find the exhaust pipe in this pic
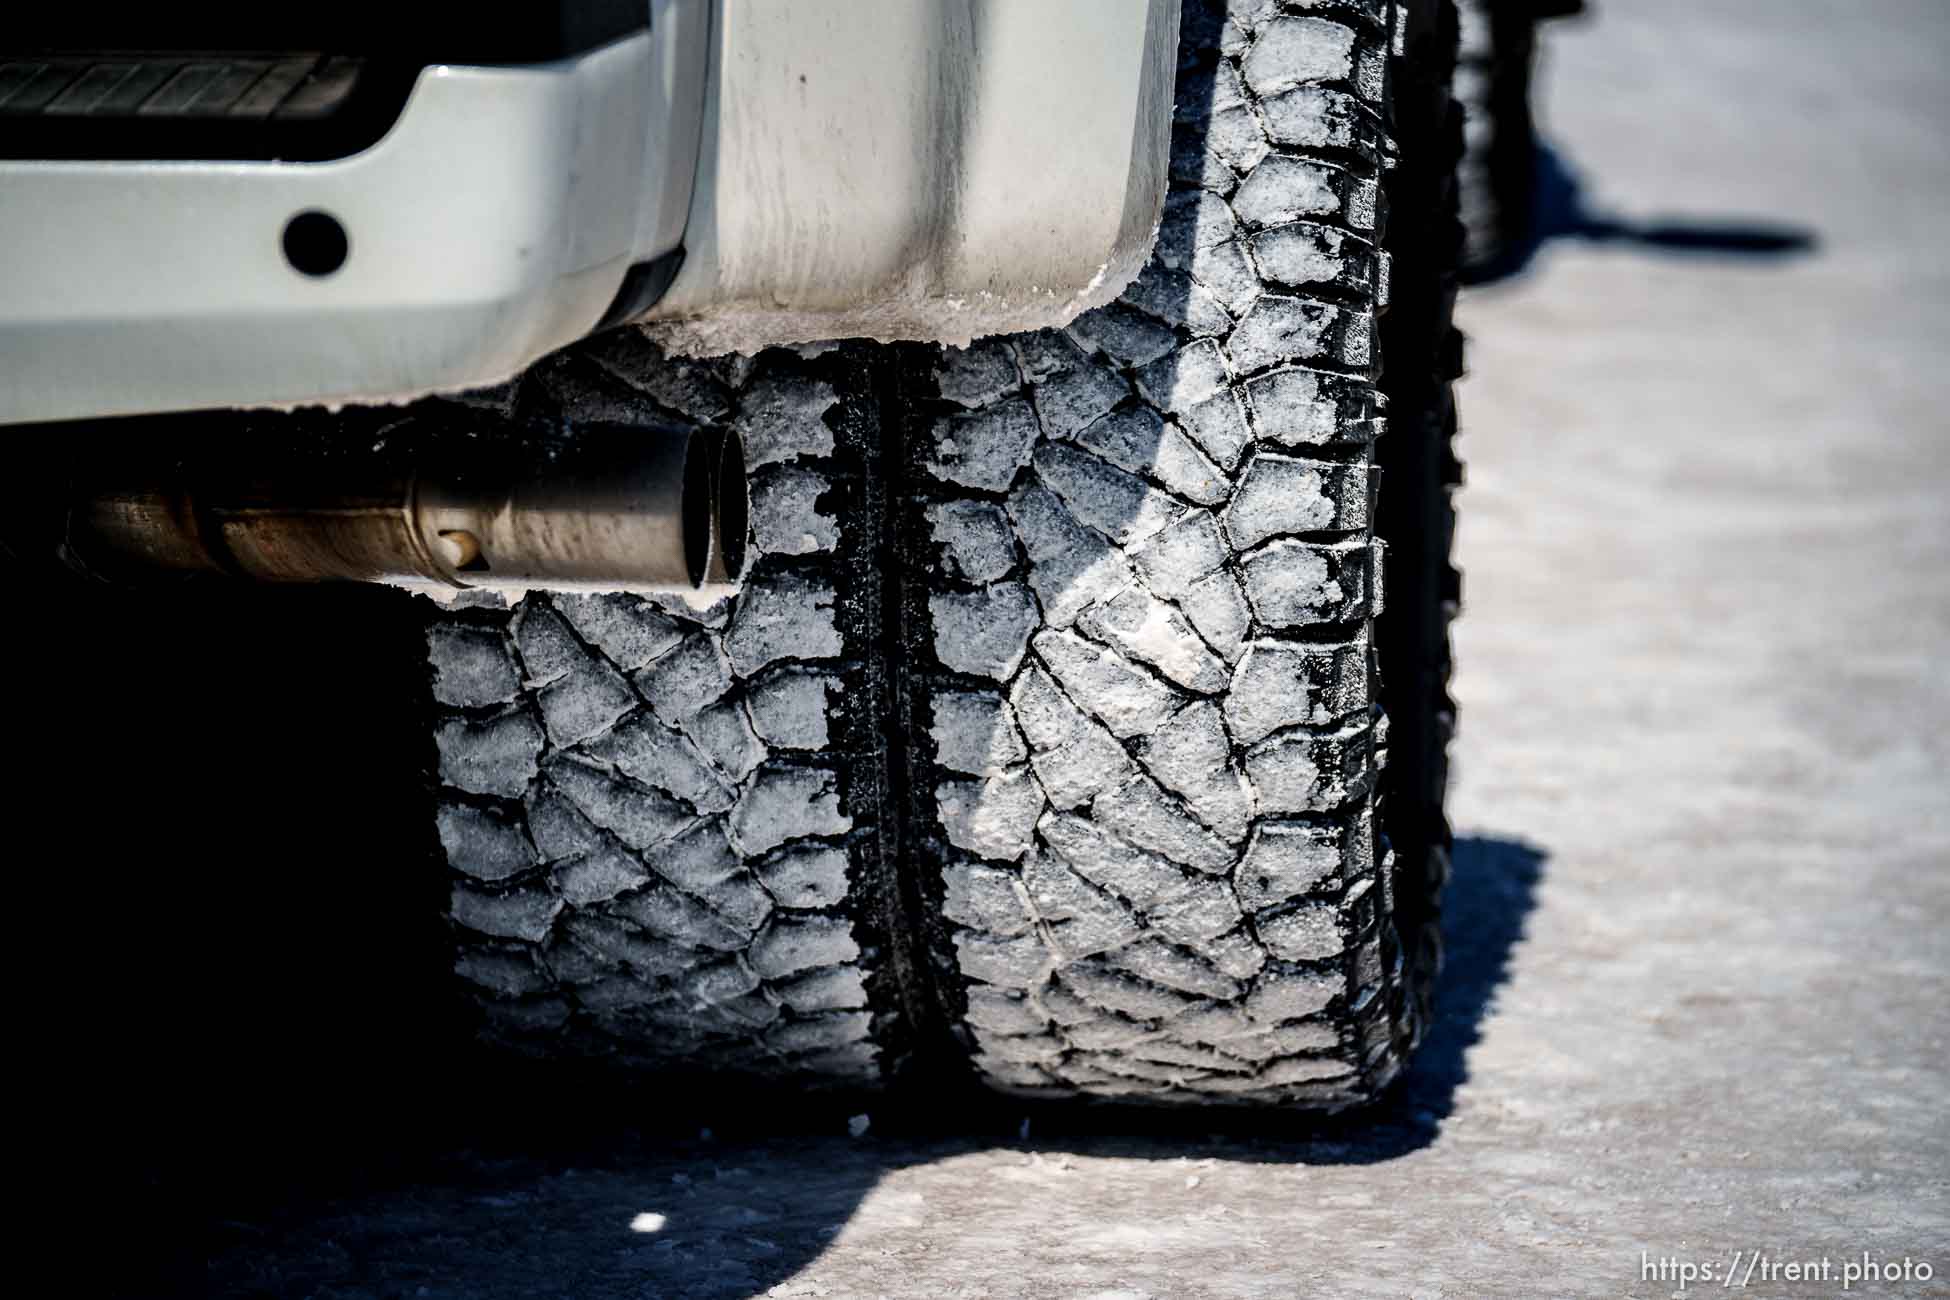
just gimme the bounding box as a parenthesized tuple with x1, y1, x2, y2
(58, 426, 747, 596)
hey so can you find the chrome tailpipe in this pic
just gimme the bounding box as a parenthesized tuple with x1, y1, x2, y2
(60, 426, 747, 596)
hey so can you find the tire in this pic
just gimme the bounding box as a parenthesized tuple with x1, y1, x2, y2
(423, 342, 941, 1083)
(422, 0, 1461, 1109)
(1455, 0, 1539, 280)
(910, 0, 1461, 1107)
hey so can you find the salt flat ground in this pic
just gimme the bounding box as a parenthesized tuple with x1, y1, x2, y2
(208, 2, 1949, 1295)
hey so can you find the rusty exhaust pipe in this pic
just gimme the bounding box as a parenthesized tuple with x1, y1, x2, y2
(60, 426, 747, 596)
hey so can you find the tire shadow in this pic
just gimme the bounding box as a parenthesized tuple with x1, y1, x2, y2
(191, 836, 1544, 1299)
(1466, 138, 1818, 285)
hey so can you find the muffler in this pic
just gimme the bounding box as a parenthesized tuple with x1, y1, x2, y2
(56, 425, 747, 596)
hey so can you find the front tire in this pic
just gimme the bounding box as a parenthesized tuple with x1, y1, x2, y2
(1455, 0, 1541, 280)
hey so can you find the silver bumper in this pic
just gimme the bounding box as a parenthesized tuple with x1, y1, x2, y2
(0, 0, 1175, 426)
(0, 21, 701, 425)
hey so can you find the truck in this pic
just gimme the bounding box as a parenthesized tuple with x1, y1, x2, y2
(0, 0, 1570, 1110)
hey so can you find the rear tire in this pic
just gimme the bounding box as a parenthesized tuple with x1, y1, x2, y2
(908, 0, 1461, 1106)
(420, 0, 1462, 1109)
(423, 343, 929, 1085)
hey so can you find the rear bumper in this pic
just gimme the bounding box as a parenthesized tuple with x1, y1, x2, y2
(0, 28, 691, 425)
(1, 0, 1177, 426)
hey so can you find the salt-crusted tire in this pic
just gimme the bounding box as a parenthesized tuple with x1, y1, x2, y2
(908, 0, 1460, 1108)
(423, 342, 933, 1084)
(420, 0, 1461, 1107)
(1455, 0, 1539, 280)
